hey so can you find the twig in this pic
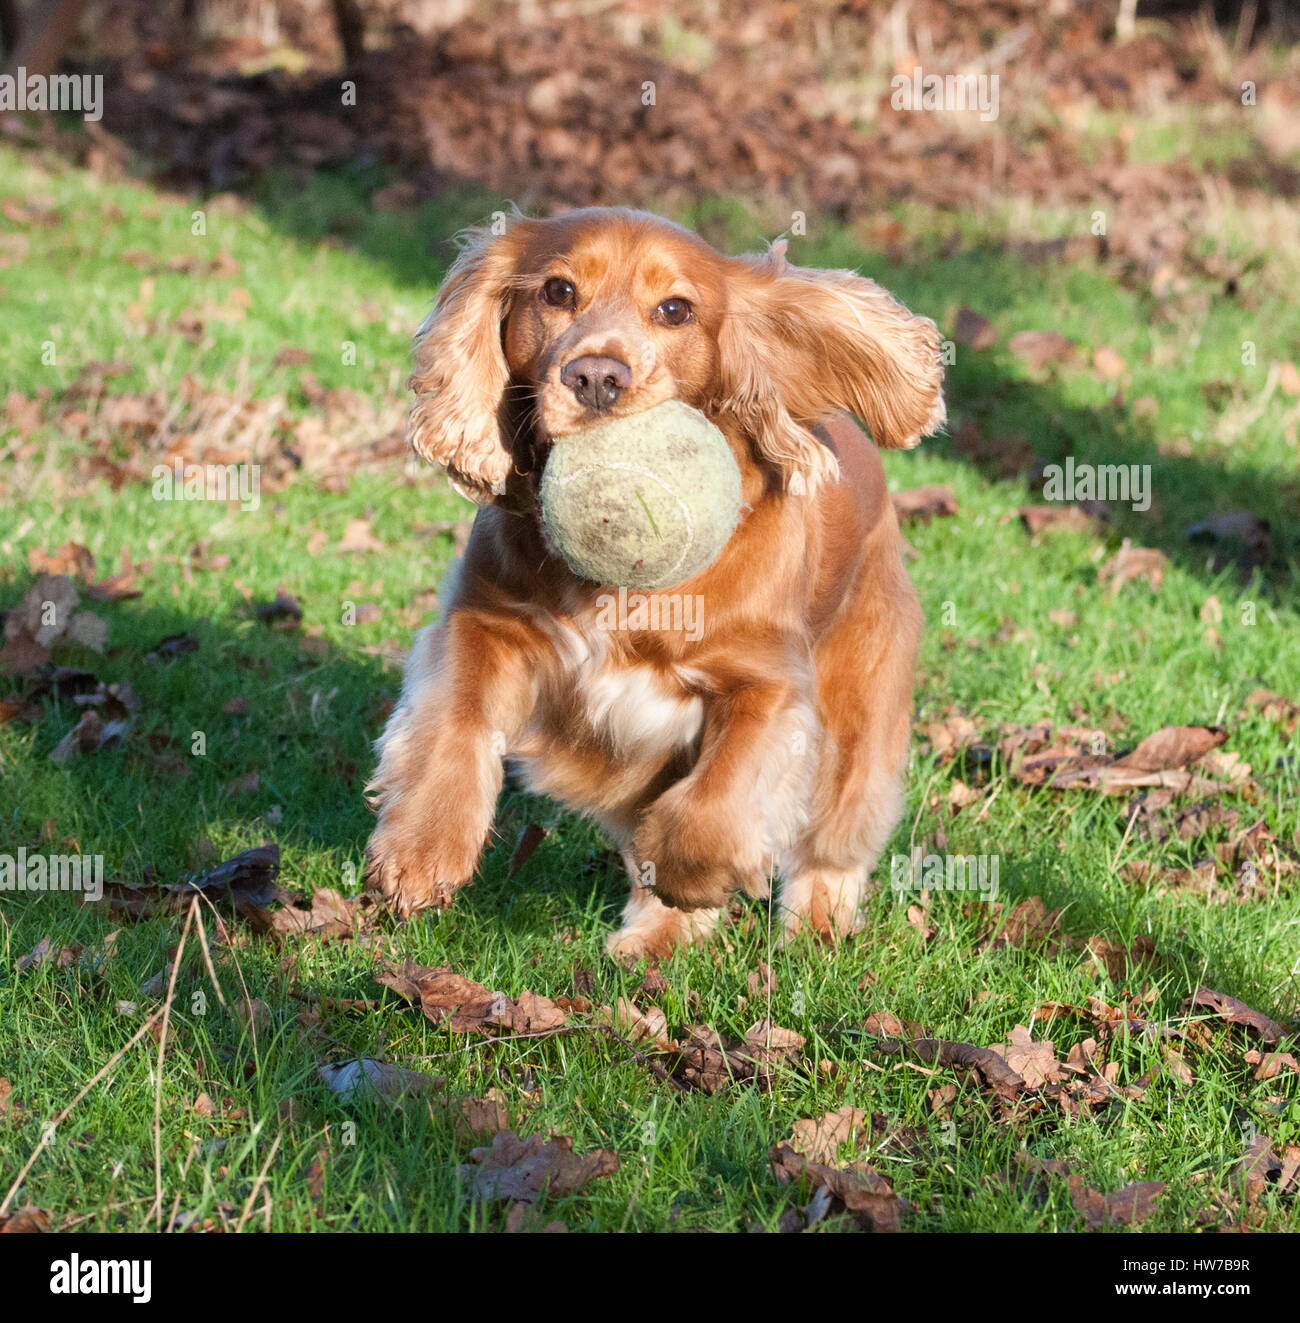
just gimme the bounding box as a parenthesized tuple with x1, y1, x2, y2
(165, 1141, 201, 1235)
(234, 1132, 281, 1233)
(190, 888, 259, 1067)
(1110, 796, 1140, 875)
(191, 912, 227, 1009)
(0, 1010, 163, 1218)
(150, 898, 197, 1229)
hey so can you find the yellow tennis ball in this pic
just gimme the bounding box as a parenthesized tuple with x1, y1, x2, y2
(540, 400, 743, 589)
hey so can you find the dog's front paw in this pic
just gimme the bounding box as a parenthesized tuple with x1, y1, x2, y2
(632, 776, 775, 912)
(364, 815, 478, 919)
(633, 795, 749, 912)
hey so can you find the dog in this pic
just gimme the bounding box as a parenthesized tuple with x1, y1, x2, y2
(364, 207, 945, 959)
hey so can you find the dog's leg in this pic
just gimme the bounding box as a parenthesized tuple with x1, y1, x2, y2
(365, 612, 536, 917)
(633, 670, 818, 913)
(780, 557, 920, 942)
(606, 851, 723, 962)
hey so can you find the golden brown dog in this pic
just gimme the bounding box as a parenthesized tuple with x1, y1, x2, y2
(365, 208, 945, 958)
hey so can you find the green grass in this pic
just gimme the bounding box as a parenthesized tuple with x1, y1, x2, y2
(1, 142, 1297, 1233)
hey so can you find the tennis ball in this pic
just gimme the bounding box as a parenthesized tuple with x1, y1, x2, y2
(540, 400, 742, 589)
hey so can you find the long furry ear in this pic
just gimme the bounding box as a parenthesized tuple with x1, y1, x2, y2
(715, 242, 945, 492)
(408, 221, 531, 502)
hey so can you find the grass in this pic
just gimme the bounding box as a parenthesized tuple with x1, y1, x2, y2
(1, 139, 1298, 1233)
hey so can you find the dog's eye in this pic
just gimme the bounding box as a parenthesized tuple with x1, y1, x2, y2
(542, 277, 577, 309)
(655, 297, 693, 326)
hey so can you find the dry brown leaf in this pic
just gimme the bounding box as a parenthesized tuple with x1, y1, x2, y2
(0, 1206, 52, 1233)
(1187, 987, 1289, 1046)
(1114, 725, 1226, 772)
(986, 896, 1063, 952)
(462, 1129, 618, 1203)
(1070, 1177, 1165, 1229)
(1244, 689, 1299, 737)
(1019, 505, 1100, 535)
(374, 961, 568, 1037)
(891, 484, 958, 524)
(671, 1020, 804, 1093)
(788, 1106, 871, 1165)
(1244, 1050, 1300, 1081)
(953, 307, 997, 350)
(1084, 933, 1160, 981)
(338, 518, 387, 554)
(770, 1142, 906, 1232)
(874, 1036, 1026, 1100)
(991, 1026, 1070, 1088)
(1009, 329, 1076, 370)
(1232, 1135, 1282, 1203)
(600, 998, 676, 1053)
(1097, 541, 1168, 596)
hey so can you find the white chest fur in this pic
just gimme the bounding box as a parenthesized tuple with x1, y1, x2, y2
(580, 658, 704, 756)
(542, 618, 704, 757)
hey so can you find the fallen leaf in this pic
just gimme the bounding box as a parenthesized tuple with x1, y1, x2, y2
(255, 589, 303, 628)
(1244, 689, 1299, 737)
(788, 1106, 870, 1164)
(599, 998, 677, 1053)
(1244, 1050, 1300, 1080)
(891, 484, 958, 524)
(671, 1020, 804, 1093)
(953, 307, 997, 350)
(1019, 505, 1100, 535)
(1084, 933, 1160, 981)
(95, 843, 280, 920)
(374, 961, 568, 1037)
(1071, 1177, 1165, 1229)
(148, 632, 199, 662)
(1187, 987, 1289, 1045)
(873, 1036, 1026, 1100)
(1115, 726, 1226, 773)
(1008, 329, 1076, 371)
(338, 518, 387, 554)
(991, 1026, 1069, 1088)
(769, 1142, 906, 1232)
(1097, 541, 1167, 596)
(16, 935, 78, 973)
(0, 1206, 52, 1232)
(1232, 1135, 1282, 1203)
(986, 896, 1063, 952)
(462, 1129, 618, 1203)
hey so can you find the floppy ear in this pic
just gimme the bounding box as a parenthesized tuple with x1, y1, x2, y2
(408, 222, 532, 502)
(715, 242, 945, 492)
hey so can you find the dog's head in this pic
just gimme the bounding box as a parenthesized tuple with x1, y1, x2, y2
(408, 207, 946, 502)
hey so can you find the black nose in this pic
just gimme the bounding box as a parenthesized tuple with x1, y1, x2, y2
(560, 355, 631, 412)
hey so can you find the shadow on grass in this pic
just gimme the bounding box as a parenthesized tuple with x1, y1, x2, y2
(0, 592, 628, 951)
(1, 584, 1287, 1030)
